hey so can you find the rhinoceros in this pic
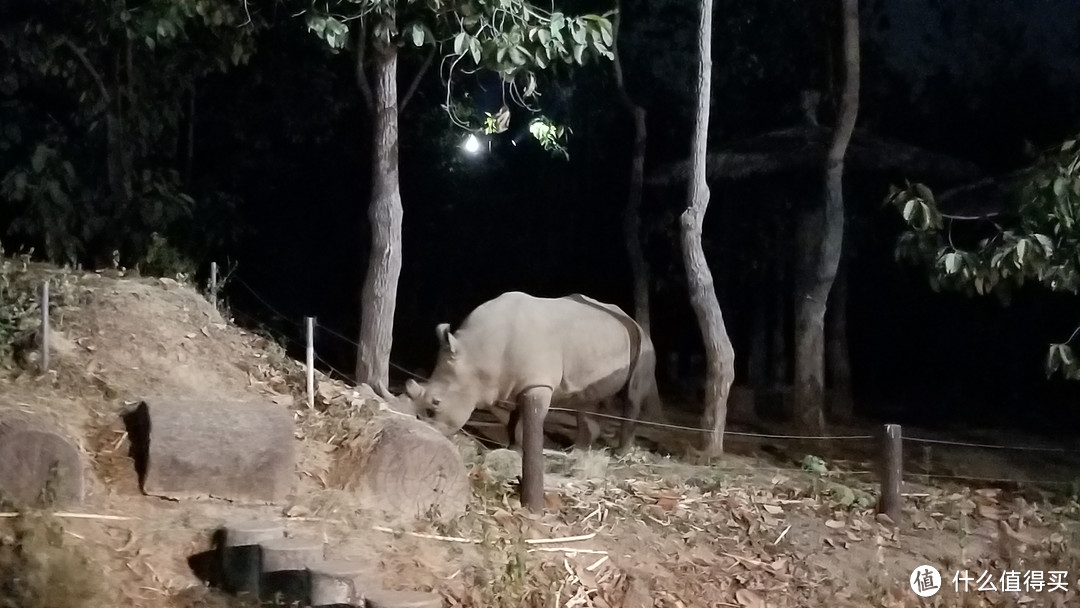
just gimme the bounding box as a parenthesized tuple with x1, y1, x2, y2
(397, 291, 662, 454)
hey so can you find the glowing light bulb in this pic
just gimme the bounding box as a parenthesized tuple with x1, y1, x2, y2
(463, 134, 481, 154)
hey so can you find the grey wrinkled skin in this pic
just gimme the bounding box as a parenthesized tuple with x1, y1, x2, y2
(399, 291, 662, 453)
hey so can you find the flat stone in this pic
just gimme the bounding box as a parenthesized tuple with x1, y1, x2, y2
(123, 398, 295, 503)
(308, 559, 376, 606)
(260, 537, 325, 573)
(366, 589, 444, 608)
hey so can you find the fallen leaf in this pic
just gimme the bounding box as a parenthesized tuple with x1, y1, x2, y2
(762, 504, 784, 515)
(825, 519, 846, 529)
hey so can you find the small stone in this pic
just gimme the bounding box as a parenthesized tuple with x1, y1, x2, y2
(483, 448, 522, 482)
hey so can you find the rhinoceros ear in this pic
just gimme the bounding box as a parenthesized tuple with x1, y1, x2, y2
(436, 322, 459, 355)
(404, 378, 424, 399)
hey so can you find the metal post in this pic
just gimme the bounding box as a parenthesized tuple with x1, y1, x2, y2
(40, 281, 49, 373)
(305, 317, 315, 409)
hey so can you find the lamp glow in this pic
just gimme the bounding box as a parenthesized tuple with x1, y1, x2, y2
(463, 134, 481, 154)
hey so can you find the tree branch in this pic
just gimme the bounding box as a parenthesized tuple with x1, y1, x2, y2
(60, 38, 111, 105)
(399, 45, 436, 114)
(610, 3, 641, 115)
(354, 23, 374, 112)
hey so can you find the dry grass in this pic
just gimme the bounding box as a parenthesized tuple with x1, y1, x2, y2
(0, 510, 107, 608)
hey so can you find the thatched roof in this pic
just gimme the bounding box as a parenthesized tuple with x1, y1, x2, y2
(646, 125, 984, 187)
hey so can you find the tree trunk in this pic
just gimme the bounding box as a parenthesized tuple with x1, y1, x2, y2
(612, 1, 661, 422)
(681, 0, 734, 457)
(355, 47, 403, 397)
(791, 0, 860, 435)
(612, 1, 651, 334)
(826, 256, 855, 421)
(749, 291, 768, 390)
(769, 219, 789, 389)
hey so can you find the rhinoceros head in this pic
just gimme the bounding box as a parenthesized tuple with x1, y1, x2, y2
(402, 323, 478, 435)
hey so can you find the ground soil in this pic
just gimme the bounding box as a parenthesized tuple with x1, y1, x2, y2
(2, 262, 1080, 608)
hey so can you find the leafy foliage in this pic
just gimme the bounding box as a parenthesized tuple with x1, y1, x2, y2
(889, 134, 1080, 380)
(298, 0, 614, 156)
(0, 0, 260, 269)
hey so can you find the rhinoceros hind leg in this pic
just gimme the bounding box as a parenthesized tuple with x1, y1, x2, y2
(506, 408, 522, 453)
(574, 410, 601, 449)
(615, 396, 641, 456)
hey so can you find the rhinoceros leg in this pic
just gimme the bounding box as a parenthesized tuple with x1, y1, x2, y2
(616, 394, 641, 456)
(575, 410, 601, 449)
(506, 407, 522, 452)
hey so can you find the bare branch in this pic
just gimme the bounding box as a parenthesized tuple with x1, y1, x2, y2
(60, 38, 111, 105)
(399, 44, 436, 113)
(354, 22, 374, 112)
(610, 3, 641, 115)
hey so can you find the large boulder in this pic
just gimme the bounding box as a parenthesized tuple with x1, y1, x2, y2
(331, 413, 469, 524)
(0, 407, 84, 508)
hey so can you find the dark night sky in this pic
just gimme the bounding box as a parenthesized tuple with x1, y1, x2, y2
(190, 0, 1080, 436)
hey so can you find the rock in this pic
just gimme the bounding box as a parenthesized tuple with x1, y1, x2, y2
(260, 537, 325, 573)
(366, 589, 444, 608)
(308, 559, 375, 606)
(123, 398, 295, 503)
(483, 448, 522, 482)
(0, 408, 84, 508)
(259, 537, 326, 605)
(335, 414, 468, 524)
(219, 520, 285, 596)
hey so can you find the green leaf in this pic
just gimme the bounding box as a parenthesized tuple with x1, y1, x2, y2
(468, 38, 482, 65)
(453, 32, 468, 55)
(598, 19, 613, 46)
(944, 252, 961, 274)
(914, 183, 936, 206)
(30, 144, 48, 173)
(902, 199, 917, 222)
(1054, 176, 1068, 198)
(410, 23, 425, 47)
(1017, 238, 1029, 264)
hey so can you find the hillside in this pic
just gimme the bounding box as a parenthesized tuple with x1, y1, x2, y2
(1, 258, 1080, 608)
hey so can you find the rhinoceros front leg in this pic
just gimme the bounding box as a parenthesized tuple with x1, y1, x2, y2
(519, 386, 552, 512)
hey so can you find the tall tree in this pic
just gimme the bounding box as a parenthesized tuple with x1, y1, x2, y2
(681, 0, 734, 456)
(301, 1, 615, 395)
(0, 0, 257, 269)
(791, 0, 859, 433)
(611, 1, 650, 335)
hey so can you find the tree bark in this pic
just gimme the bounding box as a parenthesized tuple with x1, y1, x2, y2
(681, 0, 735, 457)
(612, 2, 651, 335)
(749, 291, 768, 390)
(826, 256, 855, 421)
(792, 0, 859, 434)
(355, 46, 403, 397)
(769, 218, 789, 389)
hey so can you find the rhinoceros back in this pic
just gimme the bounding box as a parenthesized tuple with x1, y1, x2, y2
(451, 292, 654, 402)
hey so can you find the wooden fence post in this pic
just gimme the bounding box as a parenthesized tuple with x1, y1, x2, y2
(40, 281, 49, 373)
(305, 317, 315, 409)
(520, 391, 546, 513)
(878, 423, 902, 524)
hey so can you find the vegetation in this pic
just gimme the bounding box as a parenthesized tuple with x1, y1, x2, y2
(889, 134, 1080, 380)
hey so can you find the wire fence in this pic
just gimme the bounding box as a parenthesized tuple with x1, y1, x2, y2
(214, 269, 1080, 491)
